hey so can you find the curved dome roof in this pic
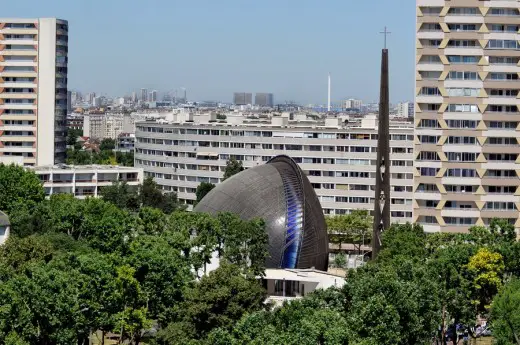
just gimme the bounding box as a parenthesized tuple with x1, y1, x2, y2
(194, 155, 328, 271)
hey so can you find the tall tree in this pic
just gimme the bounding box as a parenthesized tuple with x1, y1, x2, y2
(100, 138, 116, 151)
(195, 182, 216, 203)
(222, 157, 244, 181)
(100, 181, 140, 211)
(491, 278, 520, 345)
(0, 163, 45, 216)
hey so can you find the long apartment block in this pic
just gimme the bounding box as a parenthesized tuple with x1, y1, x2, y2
(0, 18, 68, 166)
(415, 0, 520, 232)
(134, 114, 414, 221)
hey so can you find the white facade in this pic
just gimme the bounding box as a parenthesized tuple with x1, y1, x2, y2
(30, 164, 143, 198)
(84, 113, 125, 139)
(396, 102, 414, 118)
(0, 18, 68, 166)
(135, 114, 414, 221)
(0, 211, 10, 246)
(343, 99, 363, 109)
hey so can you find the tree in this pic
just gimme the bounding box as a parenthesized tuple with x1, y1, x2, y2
(327, 210, 372, 254)
(222, 157, 244, 181)
(491, 278, 520, 345)
(379, 223, 427, 262)
(66, 128, 82, 146)
(100, 138, 116, 151)
(466, 248, 505, 314)
(333, 253, 347, 269)
(0, 164, 45, 216)
(139, 177, 183, 213)
(100, 181, 140, 211)
(196, 182, 216, 203)
(160, 263, 267, 341)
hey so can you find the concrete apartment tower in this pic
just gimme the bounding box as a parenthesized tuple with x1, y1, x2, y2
(0, 18, 68, 166)
(415, 1, 520, 232)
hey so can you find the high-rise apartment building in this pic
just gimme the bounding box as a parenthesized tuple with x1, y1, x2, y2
(255, 93, 274, 107)
(396, 102, 414, 118)
(233, 92, 253, 105)
(0, 18, 68, 166)
(415, 1, 520, 232)
(343, 99, 363, 110)
(141, 88, 148, 102)
(150, 90, 157, 102)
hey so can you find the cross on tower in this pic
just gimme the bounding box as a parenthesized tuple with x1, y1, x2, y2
(379, 26, 391, 49)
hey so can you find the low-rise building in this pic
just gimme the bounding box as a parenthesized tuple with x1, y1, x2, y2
(30, 164, 143, 198)
(134, 113, 414, 222)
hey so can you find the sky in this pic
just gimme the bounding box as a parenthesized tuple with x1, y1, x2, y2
(3, 0, 416, 104)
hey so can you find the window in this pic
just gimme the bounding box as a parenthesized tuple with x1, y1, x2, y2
(420, 167, 438, 176)
(489, 57, 519, 65)
(448, 24, 477, 31)
(447, 104, 478, 113)
(447, 136, 476, 145)
(446, 152, 477, 162)
(448, 71, 478, 80)
(490, 24, 519, 32)
(489, 8, 520, 17)
(487, 40, 520, 50)
(490, 73, 518, 80)
(448, 7, 477, 15)
(418, 151, 440, 161)
(447, 40, 477, 48)
(447, 56, 478, 64)
(446, 88, 479, 97)
(420, 87, 441, 96)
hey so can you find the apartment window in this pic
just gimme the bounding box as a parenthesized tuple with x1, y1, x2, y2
(447, 136, 476, 145)
(489, 105, 517, 113)
(490, 24, 519, 32)
(489, 8, 520, 16)
(418, 151, 440, 161)
(448, 7, 477, 15)
(446, 88, 479, 97)
(421, 7, 442, 15)
(424, 104, 441, 111)
(417, 184, 438, 192)
(420, 71, 442, 80)
(420, 55, 441, 64)
(488, 153, 517, 161)
(447, 40, 477, 48)
(448, 71, 478, 80)
(420, 87, 441, 96)
(420, 167, 438, 176)
(490, 73, 518, 80)
(489, 89, 518, 97)
(419, 119, 440, 128)
(487, 40, 520, 50)
(489, 121, 518, 129)
(446, 152, 477, 162)
(447, 56, 478, 64)
(487, 170, 516, 178)
(421, 23, 441, 31)
(485, 202, 516, 211)
(447, 104, 478, 113)
(419, 135, 438, 144)
(448, 24, 477, 31)
(489, 57, 519, 65)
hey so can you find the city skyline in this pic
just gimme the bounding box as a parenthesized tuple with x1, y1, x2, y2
(2, 0, 416, 104)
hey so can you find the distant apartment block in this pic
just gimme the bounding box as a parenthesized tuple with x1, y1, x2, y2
(84, 113, 125, 139)
(30, 164, 143, 198)
(135, 114, 414, 220)
(343, 99, 362, 110)
(415, 0, 520, 232)
(255, 93, 274, 107)
(141, 88, 148, 102)
(0, 18, 69, 166)
(233, 92, 253, 105)
(67, 114, 84, 132)
(396, 102, 414, 118)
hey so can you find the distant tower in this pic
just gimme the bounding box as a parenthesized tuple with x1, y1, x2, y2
(372, 27, 391, 260)
(327, 73, 331, 112)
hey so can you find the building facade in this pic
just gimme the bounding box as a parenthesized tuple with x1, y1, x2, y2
(396, 102, 415, 118)
(134, 115, 414, 222)
(343, 99, 363, 110)
(415, 0, 520, 232)
(233, 92, 253, 105)
(30, 164, 143, 198)
(255, 93, 274, 107)
(0, 18, 68, 166)
(83, 113, 124, 139)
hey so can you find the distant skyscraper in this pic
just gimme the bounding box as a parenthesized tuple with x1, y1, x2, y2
(234, 92, 253, 105)
(0, 17, 69, 166)
(87, 92, 96, 104)
(255, 93, 274, 107)
(343, 99, 363, 110)
(141, 88, 148, 102)
(131, 92, 138, 103)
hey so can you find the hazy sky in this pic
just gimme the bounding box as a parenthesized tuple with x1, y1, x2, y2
(3, 0, 416, 104)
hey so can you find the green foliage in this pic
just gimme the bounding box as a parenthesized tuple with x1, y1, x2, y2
(100, 138, 116, 151)
(326, 210, 372, 251)
(158, 264, 267, 342)
(0, 163, 45, 216)
(333, 253, 347, 268)
(467, 248, 505, 312)
(222, 157, 244, 181)
(66, 128, 82, 146)
(379, 222, 427, 261)
(491, 278, 520, 345)
(195, 182, 215, 203)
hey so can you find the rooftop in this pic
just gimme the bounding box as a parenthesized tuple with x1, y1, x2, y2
(29, 164, 141, 173)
